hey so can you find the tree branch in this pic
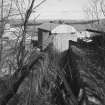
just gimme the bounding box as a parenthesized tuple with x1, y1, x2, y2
(0, 52, 45, 105)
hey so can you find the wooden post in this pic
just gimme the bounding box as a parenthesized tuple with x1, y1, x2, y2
(0, 0, 4, 63)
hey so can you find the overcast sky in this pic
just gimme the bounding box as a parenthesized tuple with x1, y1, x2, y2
(35, 0, 89, 20)
(0, 0, 91, 20)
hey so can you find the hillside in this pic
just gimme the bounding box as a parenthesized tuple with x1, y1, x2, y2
(7, 18, 105, 33)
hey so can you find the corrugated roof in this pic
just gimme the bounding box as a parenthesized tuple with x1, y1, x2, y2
(38, 23, 59, 31)
(38, 23, 91, 32)
(52, 24, 77, 33)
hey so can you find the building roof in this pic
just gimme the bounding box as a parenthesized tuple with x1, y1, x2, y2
(52, 24, 77, 33)
(38, 23, 59, 31)
(38, 22, 105, 34)
(38, 23, 77, 34)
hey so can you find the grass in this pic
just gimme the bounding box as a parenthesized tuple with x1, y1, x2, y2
(1, 20, 105, 104)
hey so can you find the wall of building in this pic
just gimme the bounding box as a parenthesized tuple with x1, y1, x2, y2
(38, 29, 43, 49)
(42, 31, 50, 50)
(52, 33, 77, 52)
(38, 29, 51, 50)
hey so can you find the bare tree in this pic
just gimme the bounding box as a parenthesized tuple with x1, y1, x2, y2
(0, 0, 13, 66)
(84, 0, 105, 30)
(0, 0, 47, 104)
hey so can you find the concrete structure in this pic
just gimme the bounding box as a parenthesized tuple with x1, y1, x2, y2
(38, 23, 58, 50)
(51, 24, 78, 52)
(38, 23, 78, 52)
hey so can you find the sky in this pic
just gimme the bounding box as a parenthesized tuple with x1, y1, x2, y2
(0, 0, 91, 20)
(35, 0, 89, 20)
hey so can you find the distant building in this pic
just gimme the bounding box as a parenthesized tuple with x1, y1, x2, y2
(79, 31, 91, 38)
(38, 23, 78, 52)
(77, 31, 91, 42)
(77, 29, 105, 42)
(3, 23, 21, 40)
